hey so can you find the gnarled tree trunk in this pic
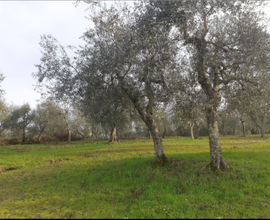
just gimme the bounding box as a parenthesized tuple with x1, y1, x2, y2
(206, 105, 227, 171)
(190, 121, 194, 140)
(131, 100, 169, 166)
(121, 82, 169, 166)
(193, 38, 228, 172)
(68, 130, 71, 143)
(38, 125, 47, 141)
(144, 116, 168, 165)
(109, 124, 120, 143)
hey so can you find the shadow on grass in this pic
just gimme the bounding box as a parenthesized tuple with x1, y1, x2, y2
(2, 149, 270, 218)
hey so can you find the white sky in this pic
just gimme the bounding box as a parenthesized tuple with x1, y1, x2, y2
(0, 1, 93, 108)
(0, 1, 270, 109)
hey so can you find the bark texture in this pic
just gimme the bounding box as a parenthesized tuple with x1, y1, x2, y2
(145, 116, 169, 166)
(68, 130, 71, 143)
(191, 37, 228, 172)
(206, 105, 227, 171)
(132, 100, 169, 166)
(109, 124, 120, 143)
(190, 122, 194, 140)
(121, 72, 169, 165)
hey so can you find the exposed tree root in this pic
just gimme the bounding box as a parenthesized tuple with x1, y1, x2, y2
(203, 161, 230, 175)
(152, 154, 171, 167)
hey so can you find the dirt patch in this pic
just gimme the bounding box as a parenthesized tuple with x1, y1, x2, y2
(0, 166, 17, 173)
(130, 188, 145, 197)
(47, 158, 69, 164)
(59, 158, 69, 162)
(199, 204, 207, 210)
(170, 158, 185, 165)
(79, 152, 100, 158)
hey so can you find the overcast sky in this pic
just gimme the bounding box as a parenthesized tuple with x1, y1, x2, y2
(0, 1, 94, 108)
(0, 1, 270, 109)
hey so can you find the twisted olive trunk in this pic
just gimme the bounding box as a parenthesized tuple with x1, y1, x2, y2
(190, 122, 194, 140)
(109, 124, 120, 143)
(193, 37, 228, 172)
(144, 116, 168, 164)
(206, 104, 227, 171)
(133, 101, 169, 165)
(121, 82, 169, 166)
(38, 125, 47, 141)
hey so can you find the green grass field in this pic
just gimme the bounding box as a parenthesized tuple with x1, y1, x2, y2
(0, 135, 270, 218)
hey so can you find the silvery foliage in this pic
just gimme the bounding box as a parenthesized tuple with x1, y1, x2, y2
(33, 1, 181, 130)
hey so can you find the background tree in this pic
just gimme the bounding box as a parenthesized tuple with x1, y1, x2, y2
(154, 106, 175, 139)
(229, 83, 270, 138)
(80, 75, 132, 143)
(29, 99, 63, 141)
(7, 103, 35, 142)
(218, 107, 240, 136)
(58, 103, 84, 143)
(0, 72, 10, 137)
(171, 76, 206, 140)
(0, 101, 10, 137)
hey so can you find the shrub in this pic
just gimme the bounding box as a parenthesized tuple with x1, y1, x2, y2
(0, 138, 22, 146)
(53, 132, 83, 142)
(23, 138, 40, 144)
(40, 136, 59, 143)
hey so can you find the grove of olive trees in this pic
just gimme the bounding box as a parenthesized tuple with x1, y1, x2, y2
(32, 0, 270, 170)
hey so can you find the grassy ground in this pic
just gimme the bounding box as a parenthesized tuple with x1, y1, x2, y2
(0, 135, 270, 218)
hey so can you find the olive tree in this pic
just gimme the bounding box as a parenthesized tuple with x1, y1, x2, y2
(228, 82, 270, 138)
(33, 3, 180, 164)
(171, 76, 206, 140)
(0, 72, 10, 137)
(6, 103, 35, 142)
(29, 99, 64, 141)
(81, 76, 132, 143)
